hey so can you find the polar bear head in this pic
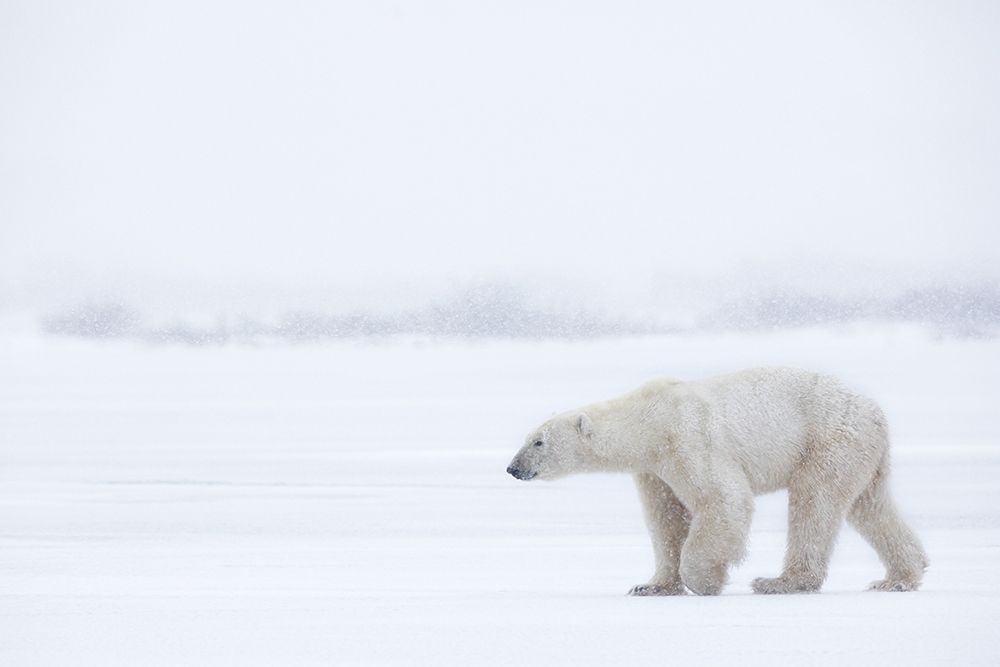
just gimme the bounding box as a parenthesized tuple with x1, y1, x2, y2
(506, 412, 595, 481)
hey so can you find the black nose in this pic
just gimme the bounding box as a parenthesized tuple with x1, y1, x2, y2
(507, 465, 536, 480)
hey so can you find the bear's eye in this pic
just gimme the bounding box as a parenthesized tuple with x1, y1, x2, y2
(533, 440, 544, 448)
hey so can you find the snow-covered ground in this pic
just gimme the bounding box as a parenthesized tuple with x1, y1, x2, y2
(1, 328, 998, 665)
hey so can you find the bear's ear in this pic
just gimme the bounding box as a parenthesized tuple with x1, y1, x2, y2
(576, 413, 594, 438)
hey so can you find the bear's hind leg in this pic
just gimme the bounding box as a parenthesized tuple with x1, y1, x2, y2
(848, 454, 928, 592)
(752, 454, 866, 595)
(751, 484, 849, 594)
(628, 473, 691, 596)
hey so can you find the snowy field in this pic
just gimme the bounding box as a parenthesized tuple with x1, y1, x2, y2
(1, 328, 998, 666)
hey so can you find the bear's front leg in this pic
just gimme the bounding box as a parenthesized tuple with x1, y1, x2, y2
(679, 487, 754, 596)
(628, 473, 691, 596)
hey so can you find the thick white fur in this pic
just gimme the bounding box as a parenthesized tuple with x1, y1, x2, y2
(507, 367, 928, 596)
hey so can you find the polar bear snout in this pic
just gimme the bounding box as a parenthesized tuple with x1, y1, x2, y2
(506, 462, 536, 480)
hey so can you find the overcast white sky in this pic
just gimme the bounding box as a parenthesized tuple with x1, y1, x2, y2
(2, 0, 998, 305)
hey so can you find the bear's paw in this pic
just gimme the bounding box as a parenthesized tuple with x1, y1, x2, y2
(751, 576, 821, 595)
(868, 578, 921, 592)
(627, 582, 686, 596)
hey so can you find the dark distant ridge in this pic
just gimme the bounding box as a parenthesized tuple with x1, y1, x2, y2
(40, 281, 1000, 343)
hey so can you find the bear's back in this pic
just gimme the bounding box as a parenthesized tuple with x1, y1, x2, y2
(674, 367, 826, 492)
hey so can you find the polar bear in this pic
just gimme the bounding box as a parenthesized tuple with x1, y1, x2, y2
(506, 367, 928, 596)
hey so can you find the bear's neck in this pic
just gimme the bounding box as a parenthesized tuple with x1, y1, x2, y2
(585, 388, 673, 473)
